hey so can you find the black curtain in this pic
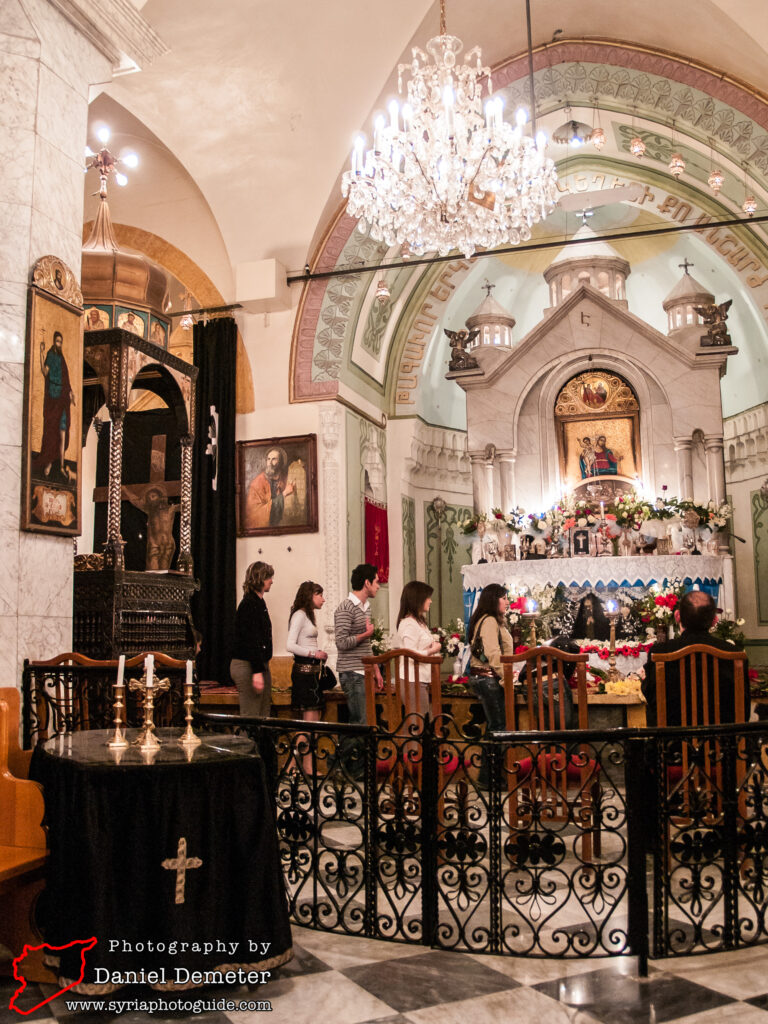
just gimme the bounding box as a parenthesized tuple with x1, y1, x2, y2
(191, 318, 237, 682)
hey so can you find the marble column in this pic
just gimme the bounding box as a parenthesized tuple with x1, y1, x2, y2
(1, 1, 110, 675)
(320, 405, 344, 658)
(498, 451, 517, 511)
(470, 454, 486, 513)
(673, 437, 694, 500)
(704, 434, 726, 505)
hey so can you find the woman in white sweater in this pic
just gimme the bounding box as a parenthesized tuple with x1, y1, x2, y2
(393, 580, 442, 713)
(287, 581, 329, 725)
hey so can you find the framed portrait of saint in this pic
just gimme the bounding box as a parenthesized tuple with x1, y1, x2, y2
(569, 527, 596, 558)
(21, 257, 83, 535)
(236, 434, 318, 536)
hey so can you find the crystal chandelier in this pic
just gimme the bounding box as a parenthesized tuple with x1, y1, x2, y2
(341, 0, 557, 258)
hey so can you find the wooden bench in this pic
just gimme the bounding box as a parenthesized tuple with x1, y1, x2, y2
(0, 687, 55, 982)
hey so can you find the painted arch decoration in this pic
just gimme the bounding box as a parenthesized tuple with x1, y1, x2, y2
(291, 39, 768, 418)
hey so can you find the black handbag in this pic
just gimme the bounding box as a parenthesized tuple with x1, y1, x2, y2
(318, 664, 338, 691)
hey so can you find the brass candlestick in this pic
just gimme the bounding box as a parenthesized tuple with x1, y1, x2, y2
(605, 605, 622, 682)
(107, 679, 128, 749)
(130, 670, 169, 751)
(522, 605, 539, 647)
(179, 682, 200, 748)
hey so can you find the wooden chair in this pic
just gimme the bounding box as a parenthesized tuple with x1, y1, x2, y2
(650, 644, 748, 820)
(501, 648, 601, 861)
(0, 688, 55, 983)
(22, 651, 190, 742)
(362, 650, 443, 784)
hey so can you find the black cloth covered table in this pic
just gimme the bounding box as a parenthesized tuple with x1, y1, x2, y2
(30, 729, 292, 993)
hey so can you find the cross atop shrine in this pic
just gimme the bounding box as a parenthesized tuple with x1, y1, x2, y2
(482, 279, 495, 299)
(679, 258, 694, 274)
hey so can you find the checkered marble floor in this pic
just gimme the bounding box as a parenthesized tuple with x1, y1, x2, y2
(6, 930, 768, 1024)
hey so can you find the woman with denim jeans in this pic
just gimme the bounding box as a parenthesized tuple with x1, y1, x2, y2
(468, 583, 515, 787)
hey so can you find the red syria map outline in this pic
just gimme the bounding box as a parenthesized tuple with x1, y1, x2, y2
(9, 937, 97, 1015)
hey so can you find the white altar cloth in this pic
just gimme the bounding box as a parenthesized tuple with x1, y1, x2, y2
(460, 554, 727, 593)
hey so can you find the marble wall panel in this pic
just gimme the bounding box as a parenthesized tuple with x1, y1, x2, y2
(18, 532, 72, 618)
(28, 210, 82, 281)
(0, 50, 39, 129)
(22, 0, 110, 97)
(0, 316, 26, 365)
(0, 201, 32, 290)
(0, 445, 21, 530)
(0, 362, 23, 446)
(0, 0, 41, 59)
(35, 63, 88, 161)
(0, 614, 19, 683)
(17, 613, 71, 669)
(31, 136, 84, 238)
(0, 529, 19, 615)
(1, 126, 35, 207)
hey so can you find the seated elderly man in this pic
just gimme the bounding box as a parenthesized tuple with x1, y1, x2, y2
(642, 590, 750, 727)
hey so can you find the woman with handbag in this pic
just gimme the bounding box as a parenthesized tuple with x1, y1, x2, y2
(230, 561, 275, 717)
(468, 583, 515, 788)
(394, 580, 442, 714)
(287, 581, 333, 774)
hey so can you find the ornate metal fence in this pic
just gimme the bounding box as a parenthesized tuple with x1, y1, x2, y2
(199, 712, 768, 969)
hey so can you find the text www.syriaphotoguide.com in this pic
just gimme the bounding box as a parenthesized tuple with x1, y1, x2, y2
(64, 997, 272, 1014)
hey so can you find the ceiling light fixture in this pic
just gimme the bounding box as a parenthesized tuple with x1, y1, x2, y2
(375, 278, 391, 303)
(590, 100, 606, 150)
(340, 0, 557, 257)
(552, 105, 593, 147)
(629, 106, 645, 158)
(84, 126, 138, 196)
(667, 121, 685, 178)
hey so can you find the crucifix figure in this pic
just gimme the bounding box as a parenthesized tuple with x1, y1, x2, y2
(93, 433, 180, 570)
(162, 836, 202, 905)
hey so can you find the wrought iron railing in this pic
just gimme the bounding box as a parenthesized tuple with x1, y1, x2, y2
(203, 714, 768, 970)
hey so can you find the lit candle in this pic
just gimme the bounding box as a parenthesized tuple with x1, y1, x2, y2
(145, 653, 154, 689)
(526, 598, 537, 613)
(186, 659, 193, 690)
(606, 600, 617, 614)
(117, 654, 125, 688)
(600, 501, 605, 517)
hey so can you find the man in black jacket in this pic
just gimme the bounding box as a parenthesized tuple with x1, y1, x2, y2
(642, 591, 749, 726)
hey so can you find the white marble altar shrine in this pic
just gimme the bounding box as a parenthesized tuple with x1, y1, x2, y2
(448, 233, 736, 517)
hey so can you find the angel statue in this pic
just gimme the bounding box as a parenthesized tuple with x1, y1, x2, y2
(693, 298, 732, 347)
(445, 327, 480, 371)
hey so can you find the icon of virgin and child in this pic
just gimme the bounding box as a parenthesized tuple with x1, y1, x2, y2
(579, 435, 620, 478)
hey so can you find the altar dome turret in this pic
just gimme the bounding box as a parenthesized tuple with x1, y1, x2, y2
(662, 261, 714, 336)
(464, 282, 516, 350)
(81, 194, 170, 343)
(543, 225, 630, 309)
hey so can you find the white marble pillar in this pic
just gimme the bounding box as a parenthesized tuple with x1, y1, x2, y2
(0, 0, 161, 677)
(319, 404, 344, 663)
(704, 434, 726, 505)
(470, 454, 486, 513)
(498, 451, 516, 511)
(673, 437, 694, 500)
(484, 459, 497, 511)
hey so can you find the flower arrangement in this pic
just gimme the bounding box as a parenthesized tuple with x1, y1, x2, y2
(370, 621, 389, 656)
(632, 580, 687, 632)
(711, 612, 746, 647)
(431, 619, 466, 658)
(464, 491, 732, 540)
(750, 667, 768, 699)
(611, 493, 652, 530)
